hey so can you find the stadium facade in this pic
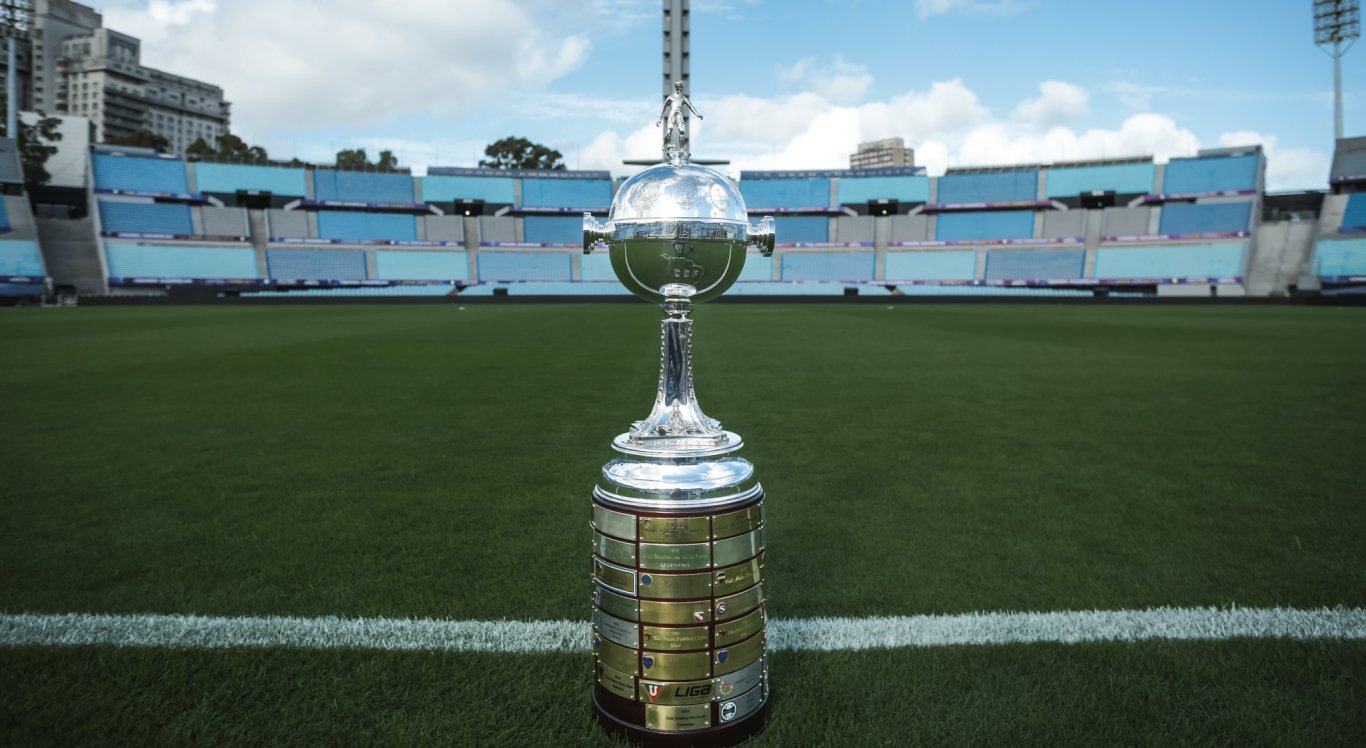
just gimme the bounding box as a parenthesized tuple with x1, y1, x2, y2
(0, 0, 230, 153)
(3, 137, 1364, 303)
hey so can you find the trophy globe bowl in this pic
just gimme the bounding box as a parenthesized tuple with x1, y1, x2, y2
(584, 88, 777, 747)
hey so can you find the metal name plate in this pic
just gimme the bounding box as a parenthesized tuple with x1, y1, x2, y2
(594, 608, 639, 649)
(597, 661, 636, 700)
(713, 631, 764, 676)
(645, 702, 712, 732)
(595, 585, 639, 622)
(640, 650, 712, 681)
(717, 682, 765, 724)
(713, 657, 764, 701)
(594, 558, 637, 596)
(714, 582, 764, 622)
(638, 542, 711, 571)
(594, 530, 637, 566)
(712, 504, 762, 540)
(640, 677, 714, 705)
(639, 599, 712, 625)
(637, 570, 711, 600)
(595, 636, 638, 675)
(639, 515, 710, 544)
(642, 623, 709, 652)
(593, 504, 637, 540)
(712, 553, 763, 595)
(714, 607, 764, 648)
(712, 527, 764, 567)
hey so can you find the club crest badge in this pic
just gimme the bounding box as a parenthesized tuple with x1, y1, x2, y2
(642, 656, 655, 670)
(693, 611, 706, 622)
(716, 650, 729, 664)
(641, 574, 654, 586)
(718, 681, 735, 697)
(716, 602, 728, 615)
(720, 700, 738, 722)
(715, 570, 727, 584)
(646, 684, 662, 702)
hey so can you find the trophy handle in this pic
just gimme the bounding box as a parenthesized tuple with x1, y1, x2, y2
(747, 215, 776, 257)
(583, 212, 611, 253)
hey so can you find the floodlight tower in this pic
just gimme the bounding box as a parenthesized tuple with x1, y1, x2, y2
(0, 0, 32, 139)
(1315, 0, 1360, 141)
(663, 0, 689, 104)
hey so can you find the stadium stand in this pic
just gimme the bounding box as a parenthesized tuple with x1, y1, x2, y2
(780, 251, 875, 281)
(421, 174, 516, 205)
(737, 252, 774, 281)
(316, 211, 418, 242)
(375, 250, 468, 281)
(889, 215, 931, 243)
(580, 251, 618, 281)
(192, 163, 308, 198)
(833, 216, 875, 243)
(1040, 210, 1085, 239)
(266, 248, 368, 281)
(741, 178, 831, 210)
(985, 249, 1086, 281)
(105, 243, 259, 280)
(1161, 151, 1259, 195)
(884, 251, 976, 281)
(0, 194, 8, 231)
(1311, 238, 1366, 278)
(524, 216, 583, 245)
(1340, 193, 1366, 231)
(422, 215, 465, 243)
(267, 209, 312, 239)
(836, 175, 930, 206)
(1094, 243, 1245, 281)
(200, 207, 250, 237)
(478, 216, 516, 244)
(98, 201, 194, 235)
(1045, 162, 1155, 200)
(92, 151, 191, 194)
(0, 239, 46, 276)
(1156, 202, 1253, 235)
(312, 170, 414, 204)
(1101, 206, 1154, 236)
(521, 176, 612, 210)
(477, 251, 572, 281)
(936, 211, 1035, 241)
(937, 170, 1038, 203)
(774, 216, 830, 244)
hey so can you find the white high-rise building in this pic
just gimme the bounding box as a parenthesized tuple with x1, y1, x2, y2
(850, 138, 915, 170)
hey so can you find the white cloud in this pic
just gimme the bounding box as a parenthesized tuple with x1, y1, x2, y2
(1217, 130, 1330, 192)
(778, 56, 873, 104)
(104, 0, 591, 134)
(915, 0, 1031, 20)
(1012, 80, 1089, 129)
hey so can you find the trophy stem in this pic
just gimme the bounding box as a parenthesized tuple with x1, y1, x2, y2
(626, 284, 729, 450)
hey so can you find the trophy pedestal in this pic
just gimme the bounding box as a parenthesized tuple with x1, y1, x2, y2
(590, 442, 770, 746)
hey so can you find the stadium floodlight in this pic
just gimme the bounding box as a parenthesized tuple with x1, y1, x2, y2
(0, 0, 31, 138)
(1314, 0, 1360, 141)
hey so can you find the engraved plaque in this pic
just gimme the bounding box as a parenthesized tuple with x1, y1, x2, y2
(640, 677, 714, 705)
(595, 585, 639, 622)
(636, 569, 711, 600)
(639, 515, 710, 544)
(645, 702, 712, 732)
(596, 637, 638, 675)
(712, 632, 764, 676)
(593, 504, 637, 540)
(712, 657, 764, 701)
(594, 558, 637, 595)
(712, 553, 763, 595)
(714, 607, 764, 648)
(640, 649, 712, 680)
(638, 542, 711, 571)
(717, 682, 765, 724)
(639, 599, 712, 625)
(642, 623, 709, 651)
(597, 661, 636, 700)
(712, 504, 762, 540)
(711, 527, 764, 567)
(594, 531, 637, 566)
(594, 608, 639, 648)
(714, 582, 763, 622)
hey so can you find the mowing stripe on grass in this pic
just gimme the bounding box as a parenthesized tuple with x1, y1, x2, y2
(2, 607, 1364, 653)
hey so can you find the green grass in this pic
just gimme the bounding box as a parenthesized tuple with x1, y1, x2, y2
(2, 303, 1365, 744)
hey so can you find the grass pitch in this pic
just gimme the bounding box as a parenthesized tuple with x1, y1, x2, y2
(1, 303, 1364, 745)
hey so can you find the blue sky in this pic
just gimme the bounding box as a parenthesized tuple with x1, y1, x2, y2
(96, 0, 1362, 189)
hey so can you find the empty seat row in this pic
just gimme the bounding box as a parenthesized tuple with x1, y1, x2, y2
(93, 153, 190, 194)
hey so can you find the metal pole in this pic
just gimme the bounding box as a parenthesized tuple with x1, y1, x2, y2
(1334, 39, 1343, 141)
(6, 38, 16, 139)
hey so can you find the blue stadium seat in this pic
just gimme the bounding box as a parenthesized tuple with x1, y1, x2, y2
(266, 248, 368, 280)
(884, 251, 977, 281)
(313, 171, 414, 203)
(985, 249, 1085, 281)
(894, 285, 1091, 297)
(92, 154, 190, 194)
(247, 286, 456, 298)
(422, 175, 516, 204)
(1312, 238, 1366, 276)
(105, 243, 259, 279)
(935, 211, 1035, 241)
(524, 216, 583, 245)
(937, 172, 1037, 203)
(194, 163, 308, 196)
(580, 251, 616, 281)
(1094, 243, 1245, 280)
(375, 250, 468, 281)
(1157, 202, 1252, 235)
(737, 253, 774, 281)
(520, 178, 613, 209)
(316, 211, 418, 242)
(1162, 154, 1258, 194)
(836, 176, 930, 205)
(740, 178, 831, 209)
(779, 251, 875, 281)
(98, 201, 194, 235)
(1341, 194, 1366, 230)
(0, 240, 45, 275)
(1045, 163, 1155, 198)
(477, 251, 572, 281)
(774, 216, 829, 244)
(0, 196, 8, 230)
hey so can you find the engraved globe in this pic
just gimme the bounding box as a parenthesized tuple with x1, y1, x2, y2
(584, 162, 774, 305)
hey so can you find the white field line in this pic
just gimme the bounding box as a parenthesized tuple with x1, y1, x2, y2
(1, 607, 1363, 654)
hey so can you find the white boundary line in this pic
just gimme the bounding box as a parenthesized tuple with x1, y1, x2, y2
(2, 607, 1364, 654)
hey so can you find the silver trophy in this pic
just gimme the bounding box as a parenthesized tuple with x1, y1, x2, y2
(585, 89, 776, 745)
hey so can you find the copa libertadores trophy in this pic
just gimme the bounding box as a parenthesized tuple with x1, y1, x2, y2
(583, 84, 776, 746)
